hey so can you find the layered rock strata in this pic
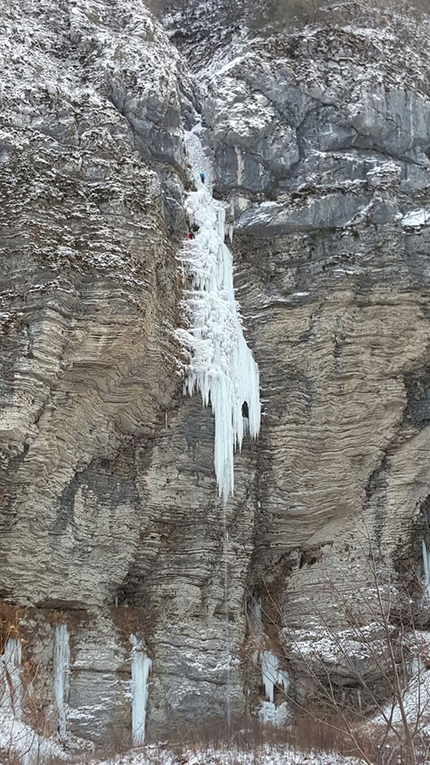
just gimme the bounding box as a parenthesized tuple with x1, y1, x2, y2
(1, 0, 430, 753)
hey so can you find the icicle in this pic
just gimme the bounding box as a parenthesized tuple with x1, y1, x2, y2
(258, 650, 289, 727)
(180, 124, 261, 502)
(261, 651, 277, 704)
(260, 650, 289, 705)
(53, 623, 70, 742)
(422, 540, 430, 597)
(2, 637, 23, 718)
(130, 635, 152, 746)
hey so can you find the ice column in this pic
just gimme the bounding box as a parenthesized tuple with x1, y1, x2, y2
(130, 635, 152, 746)
(53, 623, 70, 742)
(1, 636, 23, 717)
(260, 650, 289, 704)
(422, 540, 430, 598)
(257, 649, 290, 726)
(180, 125, 261, 502)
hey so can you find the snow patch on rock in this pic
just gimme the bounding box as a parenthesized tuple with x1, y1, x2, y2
(401, 209, 430, 228)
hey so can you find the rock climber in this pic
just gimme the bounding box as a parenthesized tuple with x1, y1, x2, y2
(200, 172, 205, 184)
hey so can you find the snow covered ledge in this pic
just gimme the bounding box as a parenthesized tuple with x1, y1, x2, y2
(178, 125, 261, 502)
(401, 208, 430, 229)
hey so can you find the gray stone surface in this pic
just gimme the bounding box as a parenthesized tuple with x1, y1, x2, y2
(2, 0, 430, 755)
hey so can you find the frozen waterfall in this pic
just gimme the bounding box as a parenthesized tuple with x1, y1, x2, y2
(423, 540, 430, 598)
(1, 636, 23, 718)
(179, 125, 261, 502)
(130, 635, 152, 746)
(53, 623, 70, 742)
(258, 651, 290, 727)
(0, 633, 69, 764)
(261, 650, 290, 705)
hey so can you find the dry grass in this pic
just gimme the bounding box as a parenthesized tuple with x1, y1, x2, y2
(150, 702, 430, 765)
(0, 600, 20, 653)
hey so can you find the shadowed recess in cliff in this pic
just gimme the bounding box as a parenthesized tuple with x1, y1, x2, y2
(177, 123, 261, 502)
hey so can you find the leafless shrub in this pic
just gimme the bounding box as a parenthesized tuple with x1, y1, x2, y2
(247, 519, 430, 765)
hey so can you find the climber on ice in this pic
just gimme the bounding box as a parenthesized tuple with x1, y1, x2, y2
(186, 224, 198, 240)
(200, 172, 205, 184)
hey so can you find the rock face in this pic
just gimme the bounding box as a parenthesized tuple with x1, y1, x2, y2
(2, 0, 430, 755)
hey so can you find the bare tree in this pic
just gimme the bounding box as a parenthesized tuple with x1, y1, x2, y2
(250, 522, 430, 765)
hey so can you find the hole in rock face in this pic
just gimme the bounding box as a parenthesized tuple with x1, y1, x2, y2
(298, 546, 322, 569)
(242, 401, 249, 418)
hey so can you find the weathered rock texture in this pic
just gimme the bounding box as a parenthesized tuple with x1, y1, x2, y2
(2, 0, 430, 755)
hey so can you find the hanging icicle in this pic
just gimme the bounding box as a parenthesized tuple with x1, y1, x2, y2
(53, 623, 70, 743)
(422, 540, 430, 598)
(130, 635, 152, 746)
(2, 636, 23, 718)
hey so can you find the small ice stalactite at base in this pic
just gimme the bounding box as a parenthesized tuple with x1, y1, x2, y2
(179, 124, 261, 503)
(1, 636, 23, 718)
(259, 700, 289, 726)
(130, 635, 152, 746)
(0, 633, 71, 765)
(257, 650, 290, 726)
(422, 540, 430, 599)
(260, 650, 289, 704)
(248, 601, 290, 724)
(53, 623, 70, 743)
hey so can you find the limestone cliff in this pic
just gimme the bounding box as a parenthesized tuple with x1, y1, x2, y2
(1, 0, 430, 757)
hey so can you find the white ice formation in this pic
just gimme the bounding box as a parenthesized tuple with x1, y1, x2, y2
(1, 636, 23, 718)
(249, 603, 290, 726)
(401, 208, 430, 228)
(260, 650, 290, 704)
(0, 635, 69, 764)
(130, 635, 152, 746)
(53, 623, 70, 742)
(258, 651, 290, 726)
(179, 125, 261, 502)
(422, 540, 430, 598)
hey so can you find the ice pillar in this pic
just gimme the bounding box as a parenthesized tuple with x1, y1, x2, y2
(53, 623, 70, 742)
(2, 636, 23, 717)
(423, 540, 430, 598)
(130, 635, 152, 746)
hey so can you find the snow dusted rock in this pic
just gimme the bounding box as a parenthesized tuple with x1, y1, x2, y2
(366, 161, 401, 190)
(0, 0, 185, 751)
(3, 0, 430, 753)
(194, 1, 430, 718)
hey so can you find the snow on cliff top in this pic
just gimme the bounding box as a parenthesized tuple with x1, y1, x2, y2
(200, 17, 430, 107)
(0, 0, 190, 113)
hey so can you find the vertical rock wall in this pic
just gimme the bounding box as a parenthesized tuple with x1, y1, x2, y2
(2, 0, 430, 752)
